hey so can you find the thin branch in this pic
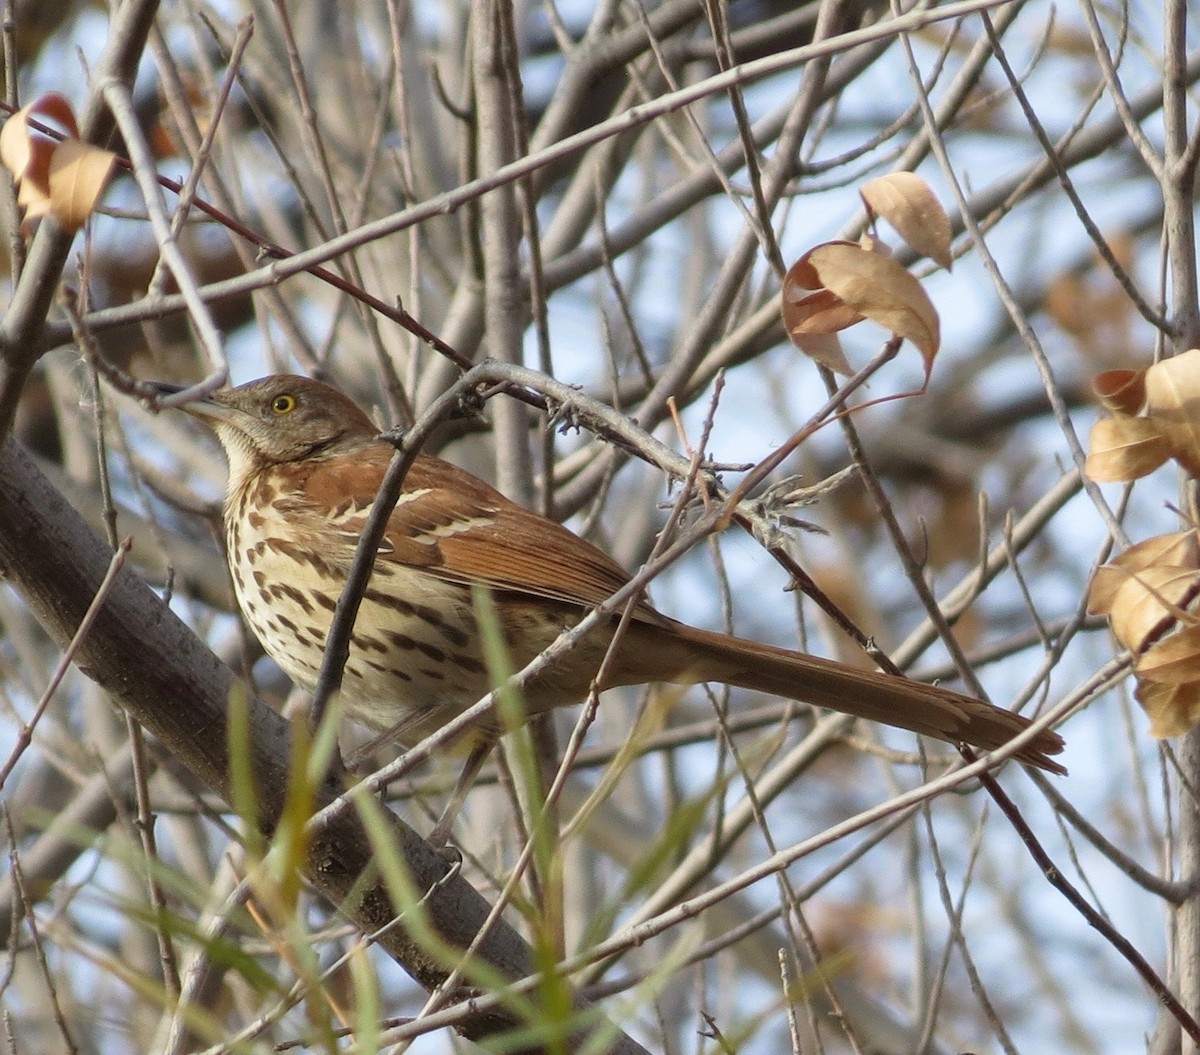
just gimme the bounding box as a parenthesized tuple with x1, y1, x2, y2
(0, 539, 130, 792)
(980, 14, 1170, 335)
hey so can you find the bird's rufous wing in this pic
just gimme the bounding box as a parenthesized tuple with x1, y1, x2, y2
(283, 442, 665, 622)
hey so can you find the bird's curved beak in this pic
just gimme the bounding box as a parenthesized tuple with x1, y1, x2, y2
(146, 381, 242, 426)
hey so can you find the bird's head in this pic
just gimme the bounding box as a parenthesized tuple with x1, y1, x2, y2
(151, 375, 379, 489)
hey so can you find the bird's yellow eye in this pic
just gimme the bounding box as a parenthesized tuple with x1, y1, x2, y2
(271, 394, 297, 415)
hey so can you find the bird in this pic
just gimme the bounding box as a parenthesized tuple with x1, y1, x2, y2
(151, 374, 1065, 819)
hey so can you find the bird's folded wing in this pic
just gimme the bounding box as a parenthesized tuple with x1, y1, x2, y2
(283, 443, 666, 622)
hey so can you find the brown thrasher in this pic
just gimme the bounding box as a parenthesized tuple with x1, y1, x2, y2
(155, 375, 1065, 788)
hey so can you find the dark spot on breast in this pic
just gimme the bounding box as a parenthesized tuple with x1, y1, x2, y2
(383, 630, 415, 650)
(253, 476, 278, 505)
(364, 594, 471, 649)
(364, 658, 410, 681)
(352, 633, 388, 654)
(363, 588, 417, 616)
(451, 653, 487, 675)
(267, 582, 315, 615)
(379, 630, 450, 664)
(270, 538, 337, 579)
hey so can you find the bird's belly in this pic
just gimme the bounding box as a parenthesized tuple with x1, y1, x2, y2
(335, 568, 497, 732)
(228, 536, 494, 735)
(227, 537, 608, 745)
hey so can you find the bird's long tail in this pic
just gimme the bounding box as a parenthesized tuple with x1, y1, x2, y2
(624, 620, 1065, 773)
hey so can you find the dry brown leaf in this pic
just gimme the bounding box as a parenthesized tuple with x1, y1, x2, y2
(782, 248, 863, 375)
(1092, 369, 1147, 416)
(1143, 350, 1200, 477)
(47, 139, 117, 231)
(1135, 626, 1200, 686)
(0, 92, 115, 233)
(925, 479, 980, 569)
(857, 231, 893, 257)
(1107, 566, 1200, 654)
(1045, 273, 1089, 339)
(783, 285, 865, 337)
(1048, 235, 1140, 364)
(860, 172, 953, 271)
(1088, 530, 1200, 614)
(1136, 679, 1200, 738)
(790, 331, 853, 376)
(1123, 530, 1200, 569)
(806, 241, 940, 370)
(0, 91, 77, 179)
(1, 117, 58, 222)
(1090, 530, 1200, 738)
(1083, 416, 1171, 481)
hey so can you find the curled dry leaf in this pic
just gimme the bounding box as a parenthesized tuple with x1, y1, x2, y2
(1091, 369, 1146, 416)
(788, 331, 853, 376)
(781, 178, 946, 380)
(782, 258, 862, 377)
(781, 240, 940, 379)
(1090, 530, 1200, 738)
(1083, 416, 1171, 482)
(1084, 349, 1200, 483)
(1135, 626, 1200, 687)
(808, 242, 940, 364)
(45, 139, 118, 231)
(1136, 679, 1200, 739)
(0, 92, 116, 233)
(1142, 351, 1200, 477)
(1088, 530, 1200, 614)
(0, 95, 66, 210)
(860, 172, 953, 271)
(1107, 566, 1200, 655)
(809, 242, 940, 371)
(781, 246, 861, 376)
